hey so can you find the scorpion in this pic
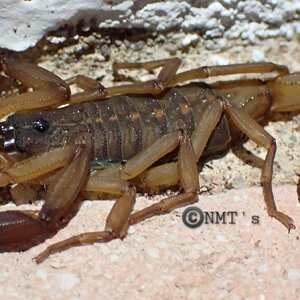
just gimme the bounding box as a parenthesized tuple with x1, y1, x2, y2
(0, 55, 298, 263)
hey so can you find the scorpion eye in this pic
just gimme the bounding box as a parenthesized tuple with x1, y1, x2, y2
(32, 118, 50, 133)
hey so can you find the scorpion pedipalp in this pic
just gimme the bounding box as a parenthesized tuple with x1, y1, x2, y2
(0, 210, 57, 252)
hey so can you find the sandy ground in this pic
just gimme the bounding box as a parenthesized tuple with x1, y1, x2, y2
(0, 34, 300, 298)
(0, 185, 299, 299)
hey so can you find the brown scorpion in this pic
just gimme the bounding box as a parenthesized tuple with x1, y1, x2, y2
(0, 56, 298, 263)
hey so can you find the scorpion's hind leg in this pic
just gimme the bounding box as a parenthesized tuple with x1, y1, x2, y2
(110, 59, 288, 96)
(72, 59, 289, 103)
(223, 97, 295, 230)
(170, 64, 295, 230)
(109, 58, 181, 95)
(171, 61, 289, 86)
(0, 56, 70, 118)
(136, 85, 295, 231)
(66, 75, 107, 103)
(67, 58, 182, 104)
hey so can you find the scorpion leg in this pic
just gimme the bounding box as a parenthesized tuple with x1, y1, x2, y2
(171, 62, 289, 86)
(223, 99, 295, 230)
(108, 58, 181, 95)
(0, 56, 70, 118)
(110, 60, 288, 96)
(66, 75, 107, 103)
(268, 72, 300, 112)
(135, 88, 295, 230)
(130, 132, 199, 225)
(136, 92, 223, 192)
(69, 60, 289, 105)
(68, 58, 182, 104)
(34, 130, 197, 262)
(113, 58, 181, 83)
(35, 183, 136, 264)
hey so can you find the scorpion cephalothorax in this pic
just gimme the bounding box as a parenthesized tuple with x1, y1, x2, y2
(0, 55, 299, 263)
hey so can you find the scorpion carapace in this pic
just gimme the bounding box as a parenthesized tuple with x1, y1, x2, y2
(0, 56, 299, 263)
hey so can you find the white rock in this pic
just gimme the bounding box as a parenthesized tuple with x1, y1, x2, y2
(181, 34, 199, 47)
(210, 55, 230, 65)
(0, 0, 299, 51)
(208, 2, 225, 14)
(251, 49, 266, 62)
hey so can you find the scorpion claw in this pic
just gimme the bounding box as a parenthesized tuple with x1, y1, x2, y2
(0, 210, 58, 252)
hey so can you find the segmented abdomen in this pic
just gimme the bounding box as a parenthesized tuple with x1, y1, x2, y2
(84, 83, 215, 164)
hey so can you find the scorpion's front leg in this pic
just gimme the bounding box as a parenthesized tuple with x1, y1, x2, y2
(0, 145, 91, 252)
(35, 130, 199, 263)
(0, 56, 70, 118)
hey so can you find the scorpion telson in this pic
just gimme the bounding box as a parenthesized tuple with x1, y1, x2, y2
(0, 56, 298, 263)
